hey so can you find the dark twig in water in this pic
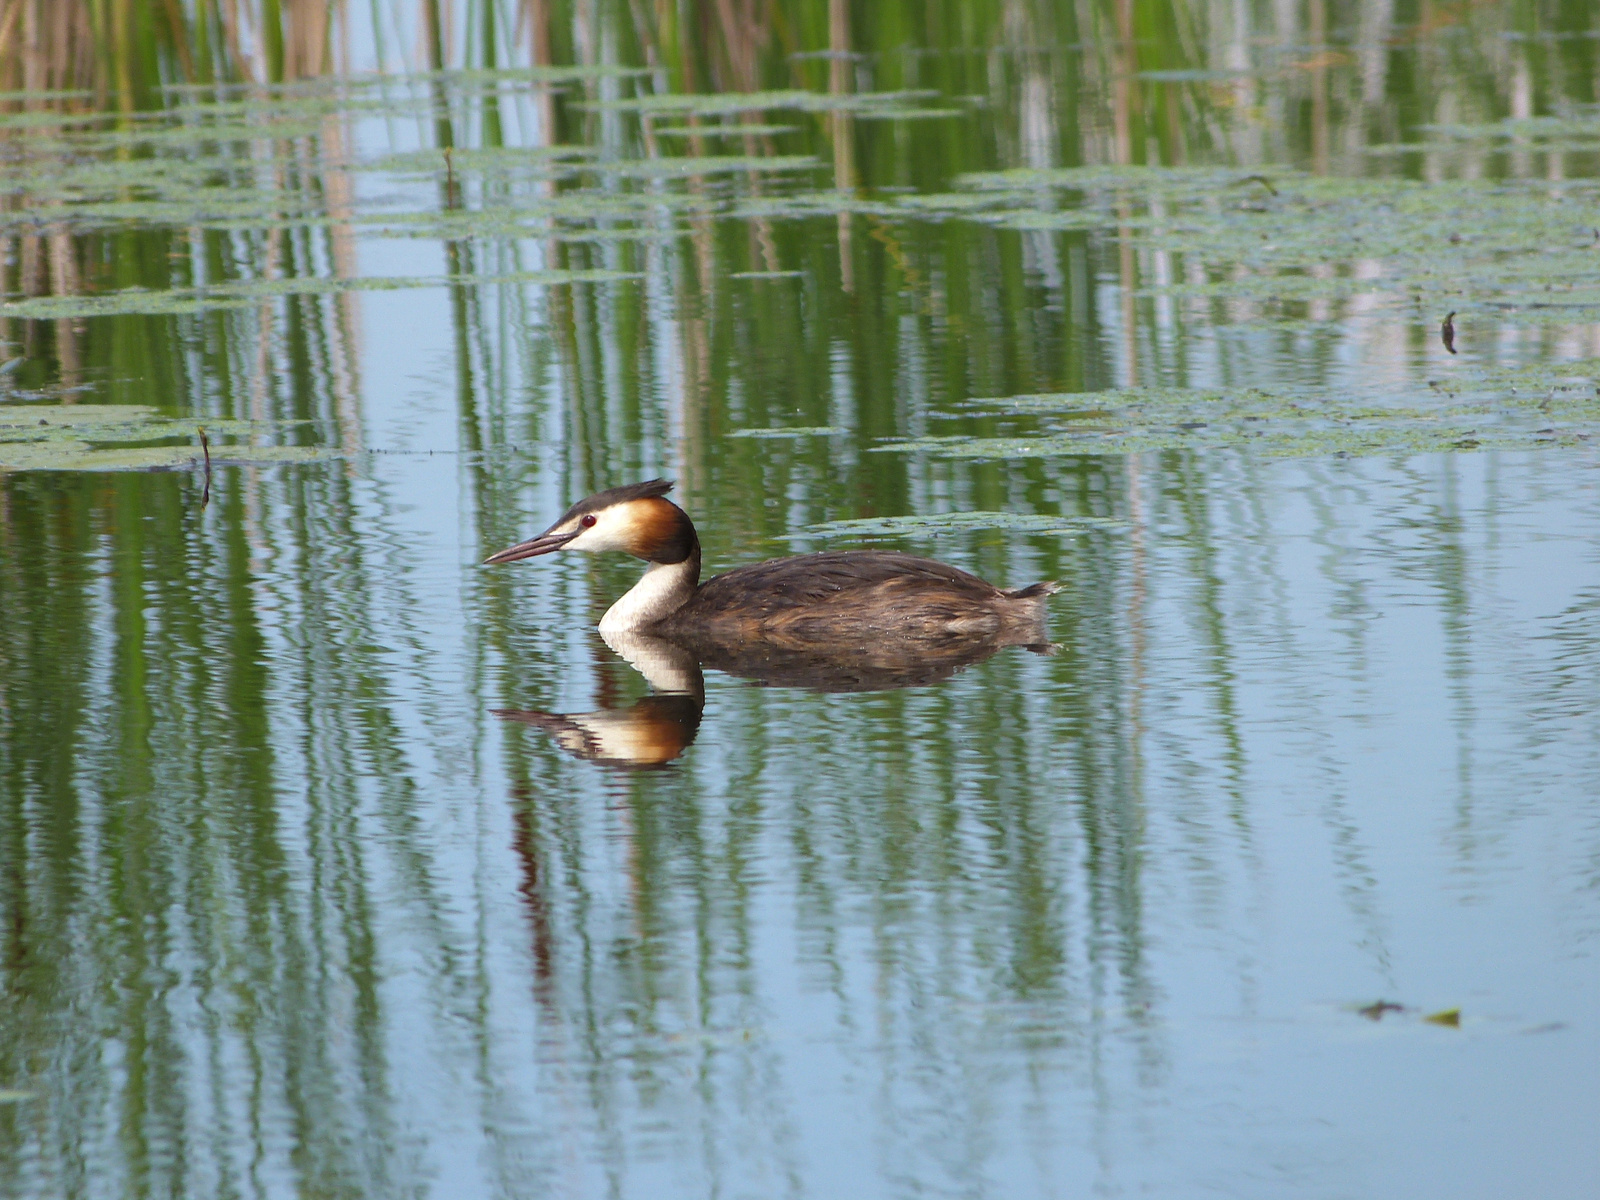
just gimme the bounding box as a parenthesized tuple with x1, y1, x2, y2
(1234, 174, 1278, 197)
(199, 427, 212, 509)
(1357, 1000, 1405, 1021)
(1441, 311, 1457, 355)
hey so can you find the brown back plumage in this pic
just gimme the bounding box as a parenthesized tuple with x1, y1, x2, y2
(688, 551, 1001, 611)
(666, 550, 1056, 645)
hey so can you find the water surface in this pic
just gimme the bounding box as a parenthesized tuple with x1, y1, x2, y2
(2, 6, 1599, 1198)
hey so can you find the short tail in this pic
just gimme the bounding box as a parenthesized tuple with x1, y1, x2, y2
(1005, 580, 1060, 600)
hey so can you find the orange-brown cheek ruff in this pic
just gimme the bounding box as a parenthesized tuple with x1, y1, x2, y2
(626, 498, 696, 564)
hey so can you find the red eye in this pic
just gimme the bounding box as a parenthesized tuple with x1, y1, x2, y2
(581, 514, 597, 528)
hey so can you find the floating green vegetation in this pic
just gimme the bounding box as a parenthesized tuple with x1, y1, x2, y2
(2, 197, 326, 235)
(895, 191, 1017, 213)
(0, 87, 94, 102)
(992, 209, 1131, 232)
(1416, 115, 1600, 143)
(2, 405, 239, 436)
(0, 109, 111, 131)
(797, 511, 1121, 538)
(0, 1089, 37, 1104)
(877, 372, 1600, 461)
(952, 163, 1277, 197)
(1136, 68, 1256, 82)
(363, 193, 710, 239)
(149, 66, 639, 107)
(732, 192, 899, 220)
(4, 153, 278, 195)
(550, 227, 691, 245)
(0, 405, 334, 472)
(851, 108, 966, 122)
(653, 123, 800, 138)
(728, 424, 839, 437)
(91, 112, 344, 145)
(0, 269, 640, 321)
(409, 64, 649, 86)
(878, 166, 1600, 335)
(348, 146, 817, 186)
(7, 72, 1598, 475)
(365, 144, 598, 176)
(590, 153, 819, 178)
(0, 441, 332, 471)
(579, 88, 944, 117)
(153, 87, 393, 117)
(1, 143, 339, 236)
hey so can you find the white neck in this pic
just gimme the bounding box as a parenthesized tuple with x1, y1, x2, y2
(598, 558, 698, 633)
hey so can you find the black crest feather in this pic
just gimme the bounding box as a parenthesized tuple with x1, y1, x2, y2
(558, 479, 675, 525)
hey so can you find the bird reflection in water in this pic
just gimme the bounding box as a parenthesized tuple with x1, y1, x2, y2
(494, 626, 1055, 769)
(494, 633, 706, 769)
(489, 479, 1058, 768)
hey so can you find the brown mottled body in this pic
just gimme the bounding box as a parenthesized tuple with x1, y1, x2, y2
(665, 550, 1055, 646)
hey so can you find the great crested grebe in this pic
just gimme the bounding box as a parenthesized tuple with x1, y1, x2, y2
(484, 479, 1058, 645)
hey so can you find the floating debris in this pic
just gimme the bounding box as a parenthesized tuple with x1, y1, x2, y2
(1357, 1000, 1406, 1021)
(199, 427, 212, 508)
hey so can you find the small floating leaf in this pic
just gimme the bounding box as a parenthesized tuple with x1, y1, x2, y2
(1423, 1008, 1462, 1027)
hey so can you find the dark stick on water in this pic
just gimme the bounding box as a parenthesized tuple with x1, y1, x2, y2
(199, 427, 212, 509)
(1441, 311, 1457, 355)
